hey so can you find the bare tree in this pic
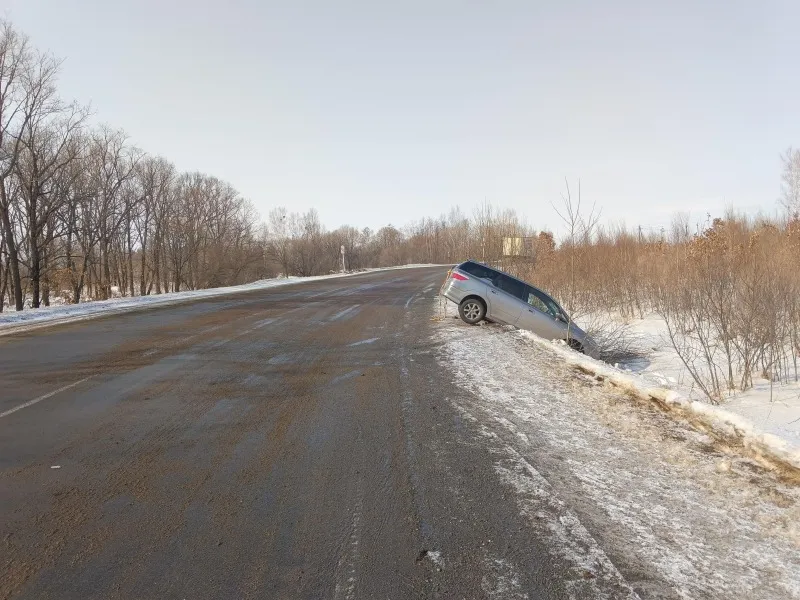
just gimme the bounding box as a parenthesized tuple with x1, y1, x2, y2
(265, 207, 291, 277)
(16, 102, 88, 306)
(0, 20, 62, 310)
(87, 126, 140, 299)
(551, 178, 600, 325)
(780, 147, 800, 219)
(132, 156, 173, 294)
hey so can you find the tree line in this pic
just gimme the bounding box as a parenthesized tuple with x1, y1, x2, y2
(261, 204, 539, 278)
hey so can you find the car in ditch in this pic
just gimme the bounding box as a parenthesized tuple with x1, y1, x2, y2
(441, 259, 597, 356)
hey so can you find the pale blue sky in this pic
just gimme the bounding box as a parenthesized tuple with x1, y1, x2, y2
(4, 0, 799, 234)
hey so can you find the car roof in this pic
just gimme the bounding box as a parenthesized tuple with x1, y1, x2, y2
(458, 260, 561, 304)
(459, 259, 522, 284)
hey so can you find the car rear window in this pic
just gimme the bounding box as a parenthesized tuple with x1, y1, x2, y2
(458, 261, 496, 280)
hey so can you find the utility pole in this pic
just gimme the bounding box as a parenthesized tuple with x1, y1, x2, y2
(341, 245, 346, 273)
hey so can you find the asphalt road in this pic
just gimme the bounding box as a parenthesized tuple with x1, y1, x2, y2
(1, 267, 608, 600)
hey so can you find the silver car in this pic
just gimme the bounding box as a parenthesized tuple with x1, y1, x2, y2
(441, 260, 596, 356)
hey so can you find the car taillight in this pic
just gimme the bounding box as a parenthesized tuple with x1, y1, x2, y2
(451, 272, 469, 281)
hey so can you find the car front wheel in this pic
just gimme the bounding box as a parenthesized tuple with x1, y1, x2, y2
(459, 298, 486, 325)
(567, 339, 584, 353)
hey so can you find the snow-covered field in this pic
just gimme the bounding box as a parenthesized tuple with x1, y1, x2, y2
(0, 264, 444, 335)
(435, 307, 800, 599)
(593, 313, 800, 458)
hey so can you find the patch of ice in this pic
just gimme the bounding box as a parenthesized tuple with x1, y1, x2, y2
(426, 550, 444, 568)
(481, 556, 530, 600)
(455, 403, 639, 599)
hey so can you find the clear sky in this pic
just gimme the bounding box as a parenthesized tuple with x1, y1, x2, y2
(4, 0, 799, 234)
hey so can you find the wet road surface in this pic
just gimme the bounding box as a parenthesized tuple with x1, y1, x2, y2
(0, 267, 613, 599)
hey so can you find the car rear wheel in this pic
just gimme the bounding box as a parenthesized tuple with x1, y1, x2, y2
(459, 298, 486, 325)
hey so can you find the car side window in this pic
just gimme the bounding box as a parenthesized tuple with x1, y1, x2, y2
(495, 274, 526, 301)
(527, 286, 562, 318)
(474, 266, 496, 280)
(526, 290, 550, 314)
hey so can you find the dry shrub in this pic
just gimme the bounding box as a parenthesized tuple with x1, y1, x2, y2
(580, 313, 650, 365)
(508, 212, 800, 403)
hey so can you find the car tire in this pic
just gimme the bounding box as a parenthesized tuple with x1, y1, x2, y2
(459, 298, 486, 325)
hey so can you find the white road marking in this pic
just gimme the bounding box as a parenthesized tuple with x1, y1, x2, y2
(210, 318, 275, 349)
(211, 337, 232, 348)
(0, 376, 92, 419)
(206, 313, 282, 349)
(348, 337, 379, 347)
(143, 324, 227, 357)
(330, 304, 360, 321)
(252, 317, 277, 329)
(331, 370, 362, 384)
(404, 294, 416, 309)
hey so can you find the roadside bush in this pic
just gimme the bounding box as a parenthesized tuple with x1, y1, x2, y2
(580, 312, 650, 365)
(507, 213, 800, 403)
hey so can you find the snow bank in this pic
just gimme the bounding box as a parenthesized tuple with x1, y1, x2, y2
(608, 314, 800, 448)
(517, 329, 800, 476)
(0, 264, 446, 336)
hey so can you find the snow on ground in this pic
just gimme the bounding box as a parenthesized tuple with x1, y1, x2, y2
(435, 307, 800, 599)
(0, 264, 444, 335)
(595, 313, 800, 458)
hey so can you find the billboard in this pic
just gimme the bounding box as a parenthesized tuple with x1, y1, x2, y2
(502, 237, 535, 257)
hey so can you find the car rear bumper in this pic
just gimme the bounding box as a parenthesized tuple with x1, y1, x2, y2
(441, 280, 470, 305)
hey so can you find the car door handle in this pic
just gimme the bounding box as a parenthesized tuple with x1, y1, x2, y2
(490, 290, 497, 294)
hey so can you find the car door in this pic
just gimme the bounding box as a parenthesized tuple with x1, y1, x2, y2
(486, 273, 526, 325)
(517, 285, 568, 339)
